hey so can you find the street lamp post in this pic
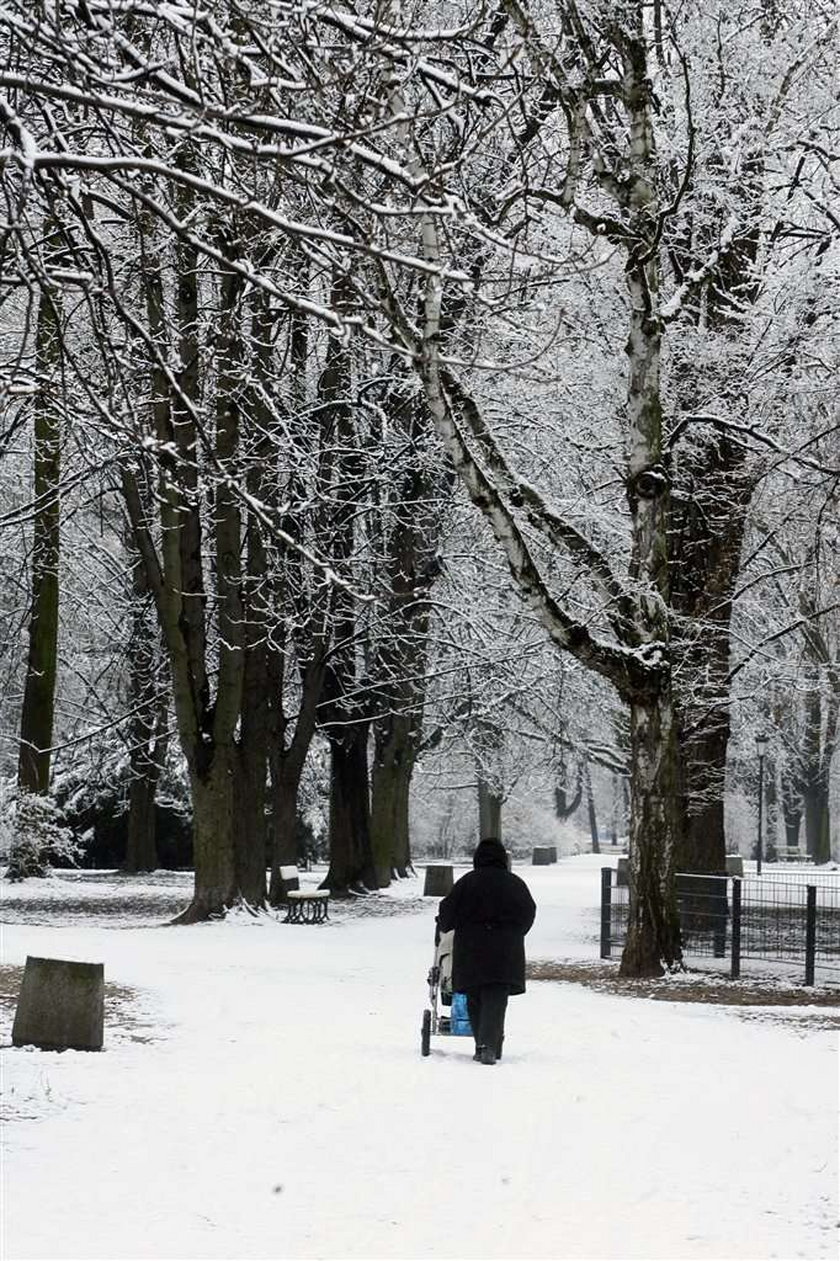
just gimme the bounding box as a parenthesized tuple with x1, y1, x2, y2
(756, 733, 768, 875)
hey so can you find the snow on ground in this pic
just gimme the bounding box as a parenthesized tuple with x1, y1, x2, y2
(1, 855, 837, 1261)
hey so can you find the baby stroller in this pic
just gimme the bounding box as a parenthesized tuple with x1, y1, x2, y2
(421, 929, 473, 1055)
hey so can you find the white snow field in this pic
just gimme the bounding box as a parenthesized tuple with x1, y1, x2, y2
(1, 855, 837, 1261)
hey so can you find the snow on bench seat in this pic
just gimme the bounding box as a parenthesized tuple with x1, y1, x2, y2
(284, 890, 330, 924)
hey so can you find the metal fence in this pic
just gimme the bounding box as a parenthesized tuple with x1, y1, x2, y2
(601, 867, 840, 985)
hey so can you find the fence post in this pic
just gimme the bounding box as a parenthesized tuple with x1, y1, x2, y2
(804, 885, 817, 986)
(600, 867, 612, 959)
(730, 877, 741, 980)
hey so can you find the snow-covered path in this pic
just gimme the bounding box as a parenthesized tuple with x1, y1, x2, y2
(1, 858, 837, 1260)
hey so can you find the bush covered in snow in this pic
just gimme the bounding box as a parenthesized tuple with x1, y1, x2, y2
(3, 786, 83, 880)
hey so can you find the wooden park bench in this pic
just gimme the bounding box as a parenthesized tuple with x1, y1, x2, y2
(284, 889, 330, 924)
(776, 847, 812, 864)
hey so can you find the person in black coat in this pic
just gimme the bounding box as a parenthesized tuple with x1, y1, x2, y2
(436, 837, 536, 1065)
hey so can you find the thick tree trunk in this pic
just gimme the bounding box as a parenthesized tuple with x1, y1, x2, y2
(323, 724, 377, 894)
(18, 281, 62, 798)
(126, 776, 159, 873)
(620, 692, 682, 977)
(370, 712, 416, 886)
(674, 721, 728, 875)
(804, 781, 831, 864)
(671, 478, 749, 875)
(175, 745, 238, 922)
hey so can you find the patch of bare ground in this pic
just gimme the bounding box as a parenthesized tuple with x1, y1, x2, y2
(527, 958, 840, 1028)
(0, 963, 159, 1045)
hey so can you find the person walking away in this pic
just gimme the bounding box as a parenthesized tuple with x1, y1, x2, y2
(437, 837, 536, 1065)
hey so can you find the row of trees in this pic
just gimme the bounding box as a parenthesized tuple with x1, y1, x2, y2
(1, 0, 837, 972)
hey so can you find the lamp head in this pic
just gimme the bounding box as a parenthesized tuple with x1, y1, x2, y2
(755, 733, 769, 757)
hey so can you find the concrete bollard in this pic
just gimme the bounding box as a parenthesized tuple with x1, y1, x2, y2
(423, 865, 454, 896)
(12, 956, 105, 1052)
(532, 846, 555, 866)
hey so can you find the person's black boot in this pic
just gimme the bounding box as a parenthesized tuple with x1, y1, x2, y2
(479, 1046, 497, 1065)
(473, 1045, 483, 1062)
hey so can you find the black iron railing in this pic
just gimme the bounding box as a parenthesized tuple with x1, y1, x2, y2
(601, 867, 840, 985)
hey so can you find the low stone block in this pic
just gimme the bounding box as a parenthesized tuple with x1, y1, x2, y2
(532, 846, 554, 866)
(725, 855, 744, 877)
(12, 956, 104, 1052)
(423, 865, 454, 896)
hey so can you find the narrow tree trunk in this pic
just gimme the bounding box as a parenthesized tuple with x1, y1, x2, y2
(391, 758, 413, 877)
(235, 678, 268, 907)
(620, 692, 682, 977)
(764, 751, 780, 859)
(268, 757, 305, 901)
(554, 756, 583, 820)
(610, 773, 624, 845)
(478, 774, 503, 842)
(585, 764, 600, 853)
(124, 539, 166, 873)
(232, 440, 271, 908)
(18, 279, 62, 797)
(782, 782, 803, 848)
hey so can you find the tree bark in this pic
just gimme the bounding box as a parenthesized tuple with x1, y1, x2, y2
(391, 755, 413, 877)
(370, 712, 417, 885)
(554, 757, 583, 820)
(126, 776, 159, 873)
(585, 764, 600, 854)
(123, 195, 250, 920)
(234, 652, 269, 907)
(803, 781, 831, 864)
(316, 277, 377, 896)
(620, 691, 682, 976)
(324, 722, 377, 894)
(124, 534, 167, 873)
(18, 276, 62, 798)
(477, 773, 503, 843)
(176, 745, 238, 922)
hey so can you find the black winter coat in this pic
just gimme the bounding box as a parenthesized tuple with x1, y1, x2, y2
(437, 854, 536, 996)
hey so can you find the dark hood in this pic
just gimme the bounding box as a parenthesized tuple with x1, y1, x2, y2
(473, 838, 508, 869)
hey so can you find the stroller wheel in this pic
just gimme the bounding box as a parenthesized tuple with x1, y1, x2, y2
(421, 1008, 431, 1057)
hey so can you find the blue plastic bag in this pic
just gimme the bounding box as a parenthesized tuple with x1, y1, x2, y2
(449, 991, 473, 1036)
